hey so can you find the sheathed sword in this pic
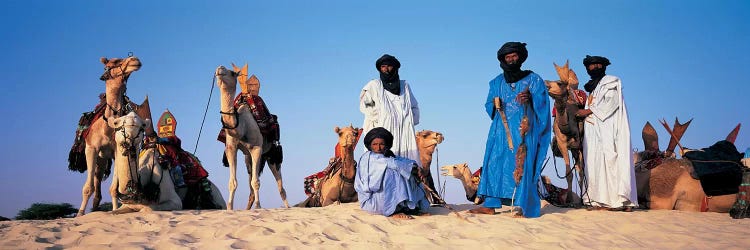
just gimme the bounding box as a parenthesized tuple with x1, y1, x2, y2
(494, 97, 514, 151)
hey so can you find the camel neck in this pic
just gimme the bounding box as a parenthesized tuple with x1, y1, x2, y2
(114, 148, 139, 194)
(105, 80, 126, 117)
(461, 167, 475, 194)
(219, 89, 236, 112)
(339, 146, 356, 179)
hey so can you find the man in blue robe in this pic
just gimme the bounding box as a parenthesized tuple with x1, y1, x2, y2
(469, 42, 551, 218)
(355, 127, 430, 219)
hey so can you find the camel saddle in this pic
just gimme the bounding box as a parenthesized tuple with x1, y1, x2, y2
(683, 140, 744, 196)
(153, 136, 209, 185)
(68, 95, 108, 173)
(217, 93, 280, 143)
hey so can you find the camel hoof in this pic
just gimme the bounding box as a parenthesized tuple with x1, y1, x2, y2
(76, 211, 85, 217)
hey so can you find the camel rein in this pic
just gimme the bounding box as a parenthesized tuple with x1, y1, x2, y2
(193, 74, 216, 154)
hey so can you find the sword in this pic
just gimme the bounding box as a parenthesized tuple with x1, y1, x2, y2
(495, 97, 514, 151)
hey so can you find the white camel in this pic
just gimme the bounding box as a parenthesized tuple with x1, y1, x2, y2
(108, 112, 226, 214)
(76, 56, 142, 216)
(215, 65, 290, 209)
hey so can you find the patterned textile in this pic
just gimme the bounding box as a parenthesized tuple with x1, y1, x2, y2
(303, 158, 340, 196)
(730, 169, 750, 219)
(68, 98, 107, 173)
(156, 136, 208, 185)
(217, 93, 280, 143)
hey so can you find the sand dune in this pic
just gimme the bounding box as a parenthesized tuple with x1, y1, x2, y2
(1, 202, 748, 249)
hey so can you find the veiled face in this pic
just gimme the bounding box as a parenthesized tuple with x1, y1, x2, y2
(587, 63, 603, 71)
(370, 138, 386, 154)
(504, 52, 519, 65)
(379, 64, 395, 74)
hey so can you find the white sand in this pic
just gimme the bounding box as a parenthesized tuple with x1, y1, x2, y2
(1, 202, 748, 249)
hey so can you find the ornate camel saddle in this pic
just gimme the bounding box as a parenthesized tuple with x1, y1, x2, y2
(217, 93, 280, 143)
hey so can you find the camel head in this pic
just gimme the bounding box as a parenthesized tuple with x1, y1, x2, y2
(440, 162, 469, 179)
(334, 125, 362, 149)
(544, 80, 568, 98)
(108, 112, 149, 156)
(99, 56, 142, 81)
(552, 60, 579, 89)
(215, 65, 239, 92)
(416, 130, 444, 155)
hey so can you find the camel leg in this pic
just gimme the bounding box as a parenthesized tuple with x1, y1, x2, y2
(78, 147, 98, 216)
(268, 163, 290, 208)
(225, 145, 239, 210)
(249, 146, 263, 209)
(109, 172, 119, 211)
(245, 154, 255, 210)
(92, 173, 103, 211)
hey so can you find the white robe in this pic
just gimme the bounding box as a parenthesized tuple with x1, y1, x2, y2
(360, 79, 420, 165)
(582, 75, 639, 208)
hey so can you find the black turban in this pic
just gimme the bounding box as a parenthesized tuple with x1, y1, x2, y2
(582, 55, 611, 67)
(375, 54, 401, 95)
(496, 42, 532, 83)
(363, 127, 395, 157)
(582, 55, 611, 92)
(375, 54, 401, 70)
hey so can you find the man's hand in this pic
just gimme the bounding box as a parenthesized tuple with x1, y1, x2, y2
(576, 109, 593, 118)
(516, 89, 531, 105)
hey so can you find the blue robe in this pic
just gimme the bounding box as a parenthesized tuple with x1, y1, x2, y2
(354, 151, 429, 216)
(477, 72, 551, 218)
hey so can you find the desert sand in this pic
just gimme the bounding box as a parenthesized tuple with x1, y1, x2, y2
(1, 202, 748, 249)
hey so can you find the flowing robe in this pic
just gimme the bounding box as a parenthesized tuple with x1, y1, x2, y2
(582, 75, 638, 208)
(354, 151, 429, 216)
(360, 80, 421, 165)
(478, 73, 551, 218)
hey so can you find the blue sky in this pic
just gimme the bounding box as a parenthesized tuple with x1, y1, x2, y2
(0, 1, 748, 218)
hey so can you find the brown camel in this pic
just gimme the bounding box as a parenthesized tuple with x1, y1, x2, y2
(297, 126, 363, 207)
(635, 119, 744, 212)
(415, 130, 445, 204)
(76, 56, 142, 216)
(440, 163, 480, 204)
(543, 61, 585, 205)
(215, 65, 289, 210)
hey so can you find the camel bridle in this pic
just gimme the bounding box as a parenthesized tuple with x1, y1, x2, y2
(216, 69, 242, 129)
(112, 121, 162, 204)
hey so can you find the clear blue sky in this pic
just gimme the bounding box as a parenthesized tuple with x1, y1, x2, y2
(1, 1, 748, 218)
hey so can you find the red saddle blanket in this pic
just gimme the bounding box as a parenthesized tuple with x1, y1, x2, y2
(68, 97, 108, 173)
(156, 136, 208, 185)
(217, 94, 279, 143)
(303, 133, 363, 196)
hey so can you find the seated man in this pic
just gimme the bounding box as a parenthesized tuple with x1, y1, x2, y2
(153, 110, 220, 209)
(354, 127, 430, 219)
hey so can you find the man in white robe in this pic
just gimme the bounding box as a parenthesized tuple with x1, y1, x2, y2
(577, 55, 638, 211)
(359, 54, 420, 165)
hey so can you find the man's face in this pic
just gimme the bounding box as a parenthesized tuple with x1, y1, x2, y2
(504, 52, 520, 65)
(370, 138, 386, 154)
(247, 82, 260, 95)
(587, 63, 603, 71)
(379, 64, 395, 75)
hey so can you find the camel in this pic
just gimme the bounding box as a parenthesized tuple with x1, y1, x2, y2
(635, 119, 745, 212)
(415, 130, 445, 204)
(215, 65, 289, 210)
(107, 112, 226, 214)
(543, 61, 585, 205)
(75, 56, 142, 216)
(297, 126, 363, 207)
(440, 163, 480, 204)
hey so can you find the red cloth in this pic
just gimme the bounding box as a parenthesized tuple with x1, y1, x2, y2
(217, 93, 279, 143)
(158, 136, 208, 185)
